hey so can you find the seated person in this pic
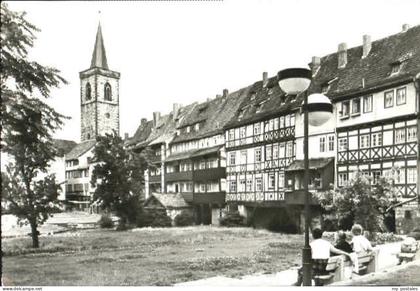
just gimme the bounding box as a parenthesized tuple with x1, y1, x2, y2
(295, 228, 351, 286)
(334, 231, 353, 253)
(350, 224, 373, 254)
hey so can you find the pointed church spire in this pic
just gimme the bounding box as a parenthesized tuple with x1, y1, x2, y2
(90, 23, 109, 69)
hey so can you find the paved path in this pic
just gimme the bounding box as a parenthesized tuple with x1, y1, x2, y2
(1, 212, 101, 238)
(176, 241, 406, 286)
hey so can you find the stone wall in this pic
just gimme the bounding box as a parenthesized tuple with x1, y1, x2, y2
(395, 201, 420, 234)
(80, 71, 120, 142)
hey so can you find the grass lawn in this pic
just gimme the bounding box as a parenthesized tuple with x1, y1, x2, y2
(2, 226, 304, 286)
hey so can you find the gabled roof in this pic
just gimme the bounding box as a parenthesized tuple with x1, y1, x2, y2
(285, 158, 334, 171)
(313, 25, 420, 100)
(90, 23, 108, 69)
(125, 120, 154, 147)
(224, 76, 302, 129)
(144, 193, 189, 209)
(52, 139, 77, 157)
(129, 103, 196, 150)
(65, 140, 96, 161)
(172, 87, 250, 143)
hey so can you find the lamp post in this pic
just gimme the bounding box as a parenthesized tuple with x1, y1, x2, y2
(277, 68, 332, 286)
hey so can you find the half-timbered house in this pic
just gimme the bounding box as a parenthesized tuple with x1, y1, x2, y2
(313, 24, 420, 233)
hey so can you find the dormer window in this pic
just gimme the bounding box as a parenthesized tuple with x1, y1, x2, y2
(321, 83, 330, 93)
(250, 93, 256, 101)
(255, 103, 263, 113)
(268, 88, 273, 95)
(195, 123, 200, 131)
(186, 126, 191, 133)
(390, 62, 402, 75)
(238, 108, 245, 119)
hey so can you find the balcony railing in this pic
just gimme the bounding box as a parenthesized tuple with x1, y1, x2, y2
(149, 175, 161, 183)
(181, 192, 193, 202)
(193, 167, 226, 181)
(165, 171, 193, 182)
(284, 190, 319, 205)
(193, 191, 225, 204)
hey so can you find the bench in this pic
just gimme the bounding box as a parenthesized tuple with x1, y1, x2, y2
(313, 256, 345, 285)
(397, 240, 419, 264)
(313, 249, 379, 285)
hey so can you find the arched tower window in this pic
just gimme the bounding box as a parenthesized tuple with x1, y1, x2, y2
(104, 83, 112, 101)
(86, 83, 92, 100)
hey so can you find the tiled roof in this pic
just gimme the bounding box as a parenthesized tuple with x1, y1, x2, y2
(285, 158, 334, 171)
(145, 193, 189, 209)
(165, 145, 221, 162)
(65, 140, 96, 161)
(125, 120, 154, 147)
(224, 76, 302, 129)
(129, 103, 196, 150)
(313, 25, 420, 100)
(53, 139, 77, 157)
(172, 87, 251, 143)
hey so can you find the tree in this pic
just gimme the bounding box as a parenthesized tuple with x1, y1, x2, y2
(90, 132, 151, 227)
(1, 3, 67, 248)
(313, 171, 400, 233)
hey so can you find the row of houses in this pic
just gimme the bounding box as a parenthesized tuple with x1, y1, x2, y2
(125, 24, 420, 233)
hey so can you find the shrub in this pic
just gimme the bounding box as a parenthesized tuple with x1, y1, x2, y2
(98, 214, 114, 228)
(219, 211, 246, 227)
(174, 211, 194, 227)
(137, 209, 172, 228)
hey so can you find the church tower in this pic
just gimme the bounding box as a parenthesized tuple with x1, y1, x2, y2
(79, 23, 120, 142)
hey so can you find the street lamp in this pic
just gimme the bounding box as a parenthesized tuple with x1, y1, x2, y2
(277, 68, 332, 286)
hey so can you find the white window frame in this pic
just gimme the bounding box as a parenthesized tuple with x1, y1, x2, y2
(268, 173, 275, 189)
(396, 87, 406, 106)
(338, 173, 348, 187)
(395, 128, 406, 144)
(363, 95, 373, 113)
(407, 168, 417, 184)
(407, 126, 417, 142)
(384, 90, 394, 108)
(319, 136, 326, 152)
(371, 132, 382, 147)
(328, 135, 334, 151)
(229, 152, 236, 165)
(351, 98, 361, 116)
(340, 101, 350, 118)
(255, 177, 262, 192)
(359, 134, 370, 149)
(338, 138, 348, 151)
(255, 148, 262, 162)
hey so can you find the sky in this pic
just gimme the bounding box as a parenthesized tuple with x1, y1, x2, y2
(6, 0, 420, 143)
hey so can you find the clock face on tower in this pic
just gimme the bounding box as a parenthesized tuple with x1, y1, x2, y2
(79, 23, 120, 142)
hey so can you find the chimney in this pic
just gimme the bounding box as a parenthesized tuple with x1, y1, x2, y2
(153, 111, 160, 127)
(141, 118, 147, 125)
(310, 56, 321, 74)
(362, 35, 371, 58)
(262, 72, 268, 88)
(172, 103, 181, 121)
(338, 42, 347, 68)
(402, 24, 410, 32)
(223, 89, 229, 98)
(124, 133, 129, 140)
